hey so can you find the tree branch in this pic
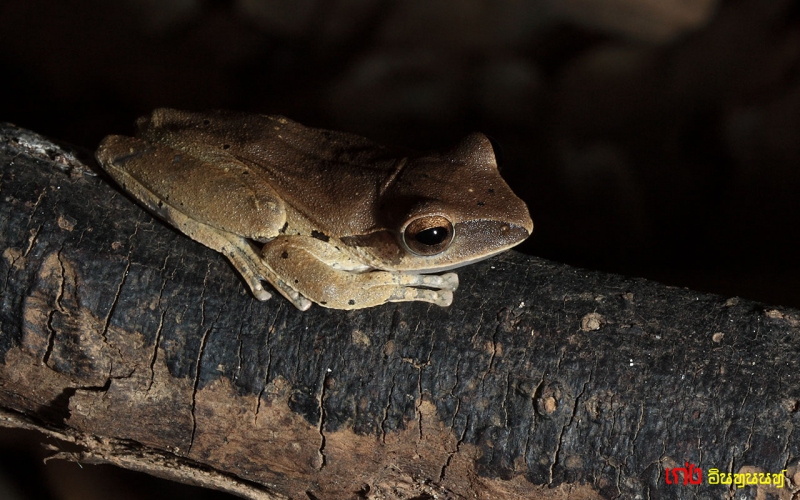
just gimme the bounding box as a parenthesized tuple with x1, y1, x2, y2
(1, 123, 799, 499)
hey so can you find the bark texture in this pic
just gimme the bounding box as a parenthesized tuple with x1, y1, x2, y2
(1, 123, 799, 499)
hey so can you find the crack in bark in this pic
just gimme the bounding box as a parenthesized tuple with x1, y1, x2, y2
(2, 255, 15, 296)
(189, 316, 212, 452)
(255, 302, 282, 423)
(77, 378, 113, 394)
(22, 224, 43, 257)
(738, 374, 754, 413)
(529, 373, 546, 433)
(188, 292, 228, 453)
(42, 248, 68, 365)
(448, 357, 462, 429)
(101, 223, 138, 348)
(316, 369, 330, 470)
(26, 188, 47, 226)
(439, 414, 470, 482)
(233, 302, 252, 383)
(555, 345, 566, 371)
(147, 255, 173, 391)
(199, 262, 212, 327)
(624, 402, 646, 470)
(189, 263, 213, 449)
(742, 414, 756, 456)
(414, 344, 431, 444)
(381, 375, 396, 444)
(550, 368, 592, 485)
(148, 308, 167, 391)
(781, 410, 794, 473)
(74, 222, 93, 247)
(479, 321, 499, 389)
(501, 371, 511, 429)
(468, 309, 485, 346)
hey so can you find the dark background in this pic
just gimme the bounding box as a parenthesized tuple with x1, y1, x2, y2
(1, 0, 798, 498)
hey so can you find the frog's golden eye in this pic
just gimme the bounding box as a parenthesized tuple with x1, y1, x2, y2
(402, 215, 454, 256)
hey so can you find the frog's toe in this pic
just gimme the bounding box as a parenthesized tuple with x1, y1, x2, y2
(295, 295, 313, 311)
(434, 290, 453, 307)
(253, 287, 273, 301)
(440, 273, 459, 291)
(387, 287, 452, 307)
(278, 285, 313, 310)
(402, 272, 459, 291)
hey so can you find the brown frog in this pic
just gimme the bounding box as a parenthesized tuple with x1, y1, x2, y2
(96, 109, 532, 310)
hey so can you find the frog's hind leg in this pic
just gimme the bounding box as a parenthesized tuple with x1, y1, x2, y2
(97, 136, 310, 308)
(97, 135, 286, 241)
(217, 233, 313, 310)
(158, 213, 313, 309)
(261, 236, 458, 310)
(171, 216, 314, 310)
(143, 197, 313, 310)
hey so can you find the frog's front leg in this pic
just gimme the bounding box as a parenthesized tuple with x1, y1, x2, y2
(261, 236, 459, 310)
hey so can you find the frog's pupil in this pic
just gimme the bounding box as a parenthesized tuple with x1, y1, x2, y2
(415, 227, 449, 246)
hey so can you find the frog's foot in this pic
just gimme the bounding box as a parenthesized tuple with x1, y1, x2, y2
(331, 271, 457, 309)
(250, 282, 273, 302)
(388, 287, 453, 307)
(231, 249, 313, 310)
(399, 272, 459, 291)
(268, 278, 313, 311)
(384, 273, 458, 306)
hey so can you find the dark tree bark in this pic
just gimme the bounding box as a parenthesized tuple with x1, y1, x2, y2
(1, 122, 799, 500)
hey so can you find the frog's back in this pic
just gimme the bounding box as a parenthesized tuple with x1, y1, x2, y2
(139, 109, 402, 237)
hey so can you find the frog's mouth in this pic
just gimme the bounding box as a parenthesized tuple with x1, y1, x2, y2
(407, 247, 511, 273)
(397, 219, 532, 273)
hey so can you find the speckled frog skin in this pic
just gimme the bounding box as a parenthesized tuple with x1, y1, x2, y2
(96, 109, 533, 310)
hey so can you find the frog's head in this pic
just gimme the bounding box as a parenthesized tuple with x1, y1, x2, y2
(359, 133, 533, 272)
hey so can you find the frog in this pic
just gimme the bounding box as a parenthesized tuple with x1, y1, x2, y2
(96, 108, 533, 310)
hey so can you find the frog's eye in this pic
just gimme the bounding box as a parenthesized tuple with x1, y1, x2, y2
(402, 215, 455, 256)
